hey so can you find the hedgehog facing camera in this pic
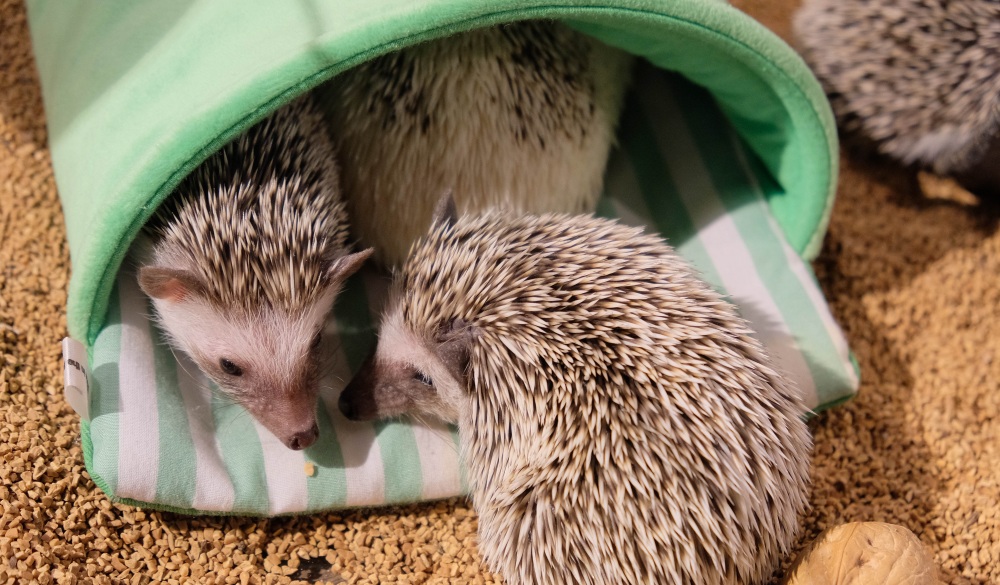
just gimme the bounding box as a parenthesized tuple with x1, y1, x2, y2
(133, 95, 372, 451)
(339, 196, 813, 585)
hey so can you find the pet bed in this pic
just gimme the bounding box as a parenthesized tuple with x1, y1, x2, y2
(28, 0, 857, 515)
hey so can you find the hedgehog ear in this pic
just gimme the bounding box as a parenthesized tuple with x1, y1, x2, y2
(431, 190, 458, 230)
(435, 318, 476, 389)
(138, 267, 206, 303)
(326, 248, 374, 285)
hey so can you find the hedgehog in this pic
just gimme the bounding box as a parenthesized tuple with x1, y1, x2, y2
(320, 19, 634, 267)
(793, 0, 1000, 195)
(338, 197, 813, 584)
(134, 95, 372, 451)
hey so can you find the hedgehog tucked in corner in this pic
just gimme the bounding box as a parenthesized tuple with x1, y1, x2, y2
(134, 95, 372, 451)
(339, 197, 813, 585)
(321, 20, 634, 267)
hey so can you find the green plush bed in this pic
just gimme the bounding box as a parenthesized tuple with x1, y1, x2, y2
(28, 0, 857, 516)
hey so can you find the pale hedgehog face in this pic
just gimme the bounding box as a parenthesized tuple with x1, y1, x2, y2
(338, 196, 478, 424)
(165, 295, 329, 447)
(338, 307, 475, 425)
(139, 250, 371, 450)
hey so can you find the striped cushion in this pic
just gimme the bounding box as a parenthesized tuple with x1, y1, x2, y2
(83, 66, 857, 516)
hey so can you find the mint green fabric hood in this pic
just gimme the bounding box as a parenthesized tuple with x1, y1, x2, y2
(28, 0, 837, 345)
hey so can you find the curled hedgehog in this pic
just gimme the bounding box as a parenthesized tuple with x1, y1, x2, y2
(135, 96, 371, 450)
(339, 197, 813, 584)
(794, 0, 1000, 195)
(322, 20, 633, 266)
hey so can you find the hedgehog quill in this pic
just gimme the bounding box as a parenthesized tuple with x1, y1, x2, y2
(135, 96, 371, 451)
(323, 20, 633, 267)
(340, 197, 813, 584)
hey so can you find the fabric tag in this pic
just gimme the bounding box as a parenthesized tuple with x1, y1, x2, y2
(62, 337, 90, 420)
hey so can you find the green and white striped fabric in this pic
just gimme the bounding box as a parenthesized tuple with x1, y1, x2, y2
(84, 66, 857, 516)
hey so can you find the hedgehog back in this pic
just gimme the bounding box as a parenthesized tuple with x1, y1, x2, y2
(397, 212, 812, 585)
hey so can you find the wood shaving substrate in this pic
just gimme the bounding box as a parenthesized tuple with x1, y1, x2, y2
(1, 0, 997, 583)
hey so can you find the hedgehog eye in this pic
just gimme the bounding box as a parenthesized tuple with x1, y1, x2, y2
(413, 370, 433, 387)
(310, 331, 323, 351)
(219, 358, 243, 377)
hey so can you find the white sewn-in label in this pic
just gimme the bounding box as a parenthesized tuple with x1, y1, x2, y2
(62, 337, 90, 420)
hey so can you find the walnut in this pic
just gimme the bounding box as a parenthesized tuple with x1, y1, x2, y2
(784, 522, 942, 585)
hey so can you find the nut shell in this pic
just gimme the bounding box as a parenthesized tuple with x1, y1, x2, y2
(784, 522, 941, 585)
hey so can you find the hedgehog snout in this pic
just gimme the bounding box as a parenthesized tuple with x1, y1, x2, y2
(339, 352, 427, 421)
(285, 422, 319, 451)
(240, 378, 322, 450)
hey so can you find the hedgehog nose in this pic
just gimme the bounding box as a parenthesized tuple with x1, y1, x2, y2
(287, 423, 319, 451)
(338, 393, 357, 421)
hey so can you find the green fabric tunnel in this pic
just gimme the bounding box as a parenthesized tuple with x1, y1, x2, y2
(28, 0, 856, 516)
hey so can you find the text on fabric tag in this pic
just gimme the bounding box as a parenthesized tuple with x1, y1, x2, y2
(62, 337, 90, 420)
